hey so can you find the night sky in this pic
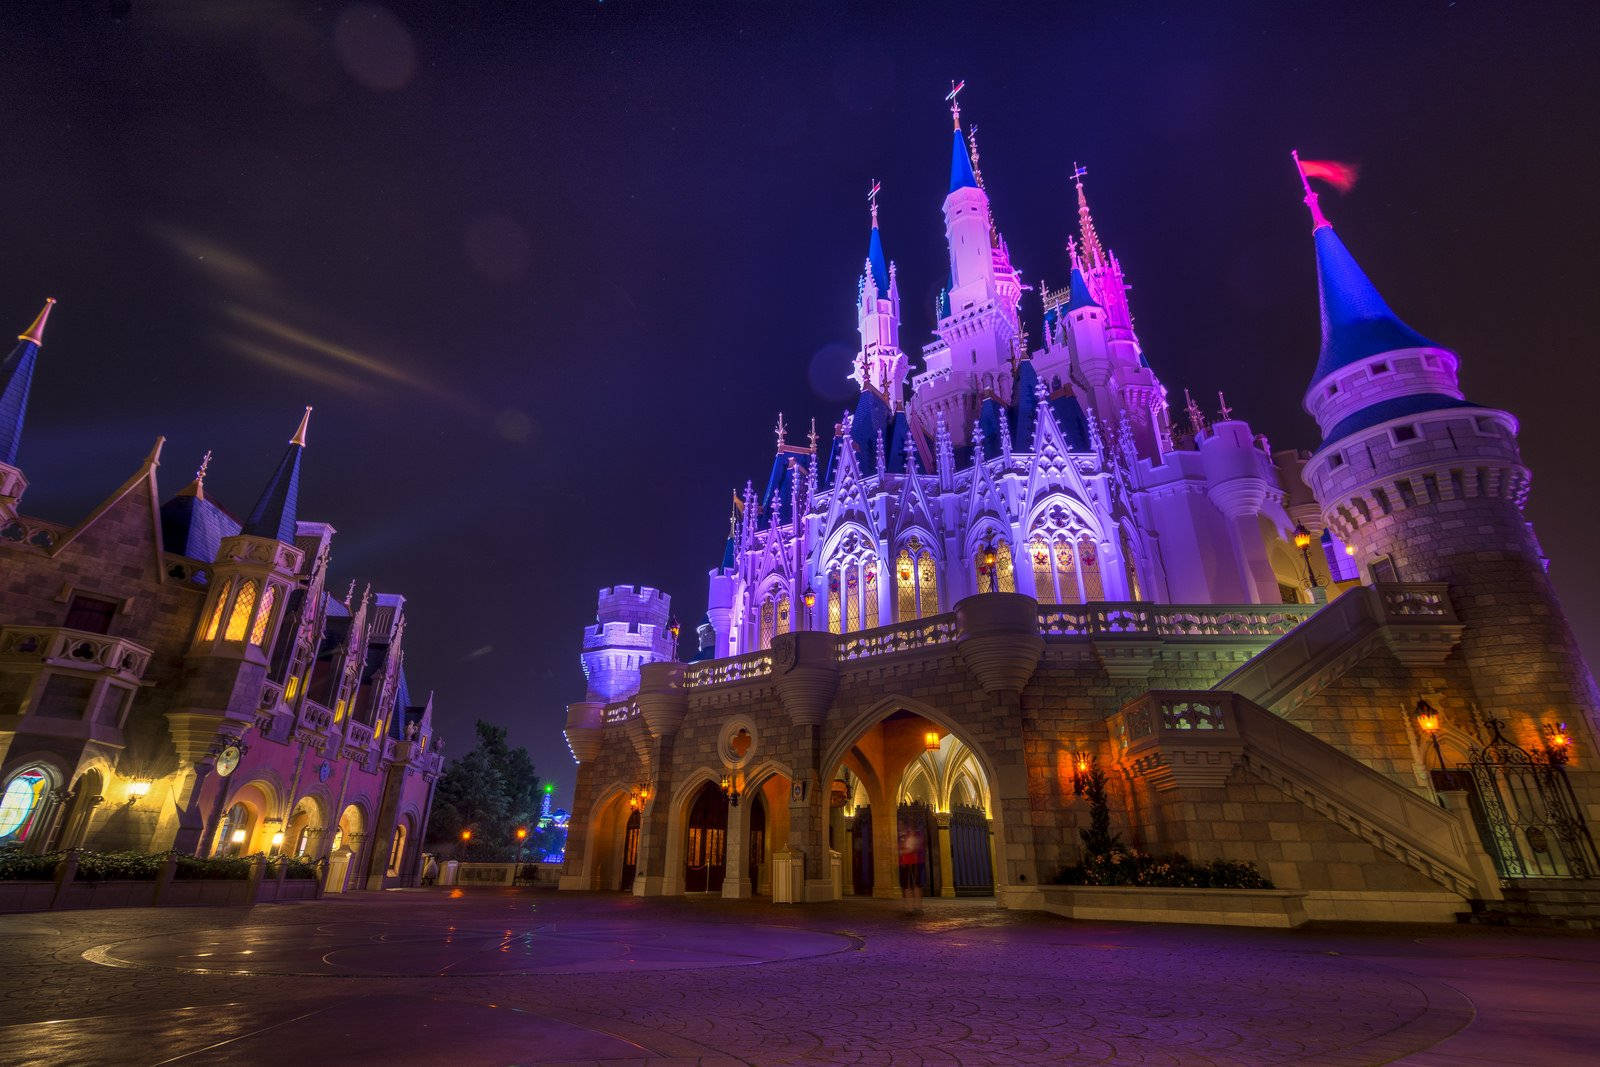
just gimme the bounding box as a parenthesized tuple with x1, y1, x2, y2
(4, 2, 1598, 804)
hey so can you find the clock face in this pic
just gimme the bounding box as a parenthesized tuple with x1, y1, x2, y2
(215, 745, 241, 778)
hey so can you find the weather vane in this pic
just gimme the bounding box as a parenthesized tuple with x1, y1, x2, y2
(946, 79, 965, 129)
(868, 178, 881, 225)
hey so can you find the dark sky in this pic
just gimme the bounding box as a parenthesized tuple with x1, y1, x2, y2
(4, 1, 1598, 804)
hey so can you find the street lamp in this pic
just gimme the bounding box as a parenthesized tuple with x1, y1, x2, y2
(1415, 700, 1445, 770)
(1546, 722, 1573, 766)
(721, 773, 741, 807)
(515, 826, 529, 876)
(1292, 524, 1320, 597)
(981, 543, 999, 593)
(924, 730, 941, 752)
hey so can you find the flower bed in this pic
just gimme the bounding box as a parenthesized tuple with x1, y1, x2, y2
(1054, 850, 1273, 890)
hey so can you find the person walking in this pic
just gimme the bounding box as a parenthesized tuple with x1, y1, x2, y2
(898, 822, 926, 915)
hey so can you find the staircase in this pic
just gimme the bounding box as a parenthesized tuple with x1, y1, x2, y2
(1461, 879, 1600, 930)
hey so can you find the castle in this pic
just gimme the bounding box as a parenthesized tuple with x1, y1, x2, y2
(0, 309, 441, 890)
(561, 98, 1600, 922)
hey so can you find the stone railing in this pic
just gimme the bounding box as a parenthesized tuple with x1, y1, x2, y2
(0, 516, 68, 550)
(1110, 690, 1244, 791)
(836, 614, 961, 662)
(299, 701, 333, 732)
(602, 699, 639, 724)
(1376, 582, 1456, 622)
(682, 650, 773, 689)
(1039, 603, 1317, 639)
(0, 625, 153, 682)
(345, 720, 374, 749)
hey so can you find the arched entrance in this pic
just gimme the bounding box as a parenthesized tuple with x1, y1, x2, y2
(619, 808, 641, 893)
(56, 768, 104, 850)
(828, 704, 999, 900)
(683, 781, 728, 893)
(213, 780, 275, 856)
(285, 796, 328, 859)
(578, 786, 634, 891)
(0, 763, 62, 852)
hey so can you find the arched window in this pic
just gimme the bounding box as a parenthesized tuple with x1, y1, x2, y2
(974, 538, 1015, 593)
(204, 579, 233, 641)
(895, 537, 940, 620)
(775, 595, 791, 636)
(1079, 536, 1104, 600)
(822, 532, 881, 634)
(0, 766, 53, 844)
(224, 580, 258, 642)
(1030, 537, 1083, 604)
(827, 572, 841, 634)
(387, 821, 408, 876)
(759, 599, 775, 649)
(215, 802, 252, 856)
(250, 583, 277, 647)
(1120, 527, 1142, 601)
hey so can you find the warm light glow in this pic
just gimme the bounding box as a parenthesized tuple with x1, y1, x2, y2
(224, 579, 258, 641)
(230, 829, 247, 844)
(1551, 728, 1571, 749)
(1292, 524, 1313, 551)
(250, 583, 277, 647)
(1075, 754, 1090, 775)
(270, 831, 285, 847)
(803, 587, 817, 608)
(982, 546, 998, 567)
(126, 780, 151, 799)
(1416, 712, 1440, 734)
(1344, 544, 1357, 557)
(460, 829, 472, 842)
(515, 827, 528, 840)
(924, 730, 940, 751)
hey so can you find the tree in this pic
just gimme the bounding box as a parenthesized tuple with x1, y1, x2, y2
(1078, 761, 1124, 859)
(427, 720, 542, 859)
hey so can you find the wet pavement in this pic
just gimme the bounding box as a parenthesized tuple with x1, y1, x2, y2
(0, 889, 1595, 1064)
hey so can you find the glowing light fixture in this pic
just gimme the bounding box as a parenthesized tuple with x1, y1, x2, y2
(270, 831, 285, 848)
(924, 730, 940, 752)
(515, 827, 528, 841)
(460, 829, 472, 843)
(125, 779, 151, 800)
(230, 829, 247, 845)
(1414, 699, 1445, 770)
(1548, 722, 1573, 765)
(802, 587, 817, 609)
(1291, 524, 1313, 551)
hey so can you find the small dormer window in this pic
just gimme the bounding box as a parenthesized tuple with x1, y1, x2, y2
(1371, 361, 1389, 374)
(1328, 452, 1346, 469)
(1475, 416, 1495, 432)
(1327, 383, 1339, 396)
(1393, 425, 1419, 443)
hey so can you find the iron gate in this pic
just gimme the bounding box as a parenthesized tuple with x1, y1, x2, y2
(1462, 720, 1598, 880)
(949, 804, 994, 896)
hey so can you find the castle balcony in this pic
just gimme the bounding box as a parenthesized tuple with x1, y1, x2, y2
(0, 625, 153, 684)
(254, 681, 291, 743)
(1108, 690, 1247, 791)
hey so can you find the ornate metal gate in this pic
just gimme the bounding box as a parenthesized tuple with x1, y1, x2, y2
(619, 809, 640, 893)
(850, 806, 873, 895)
(948, 804, 994, 896)
(1463, 720, 1598, 880)
(897, 801, 937, 894)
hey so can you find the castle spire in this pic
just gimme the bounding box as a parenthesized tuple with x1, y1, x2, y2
(1, 298, 55, 467)
(1294, 154, 1442, 387)
(865, 179, 890, 293)
(947, 81, 978, 193)
(1072, 164, 1105, 269)
(243, 406, 310, 544)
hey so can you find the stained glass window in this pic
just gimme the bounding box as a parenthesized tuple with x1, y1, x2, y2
(1030, 540, 1054, 603)
(1121, 528, 1142, 601)
(863, 563, 880, 629)
(204, 579, 232, 641)
(225, 580, 258, 642)
(918, 552, 938, 616)
(897, 550, 916, 621)
(250, 583, 277, 647)
(845, 569, 859, 631)
(1079, 536, 1104, 600)
(759, 600, 775, 649)
(996, 542, 1016, 593)
(776, 596, 791, 636)
(1056, 540, 1080, 603)
(827, 572, 841, 634)
(0, 767, 49, 842)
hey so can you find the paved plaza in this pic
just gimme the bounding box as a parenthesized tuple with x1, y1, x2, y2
(0, 890, 1595, 1065)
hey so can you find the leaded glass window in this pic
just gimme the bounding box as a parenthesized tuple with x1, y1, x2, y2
(250, 584, 277, 647)
(225, 580, 258, 642)
(204, 579, 232, 641)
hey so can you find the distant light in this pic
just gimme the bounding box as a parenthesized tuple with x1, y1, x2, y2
(231, 830, 247, 844)
(126, 779, 151, 799)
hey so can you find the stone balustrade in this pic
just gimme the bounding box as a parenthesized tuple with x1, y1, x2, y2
(681, 650, 774, 688)
(836, 614, 961, 661)
(0, 625, 153, 682)
(1109, 690, 1247, 790)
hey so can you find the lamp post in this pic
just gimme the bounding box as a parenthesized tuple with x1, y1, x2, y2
(721, 773, 740, 807)
(1414, 699, 1446, 771)
(460, 827, 472, 861)
(514, 826, 528, 880)
(982, 543, 999, 593)
(1291, 524, 1320, 600)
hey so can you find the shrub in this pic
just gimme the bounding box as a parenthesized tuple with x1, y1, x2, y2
(1054, 849, 1273, 889)
(0, 848, 62, 881)
(73, 851, 163, 881)
(173, 854, 254, 880)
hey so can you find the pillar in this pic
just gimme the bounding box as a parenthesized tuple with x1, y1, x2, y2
(935, 811, 956, 898)
(721, 796, 751, 899)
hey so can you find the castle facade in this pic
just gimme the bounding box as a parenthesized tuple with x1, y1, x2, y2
(559, 99, 1600, 922)
(0, 308, 441, 890)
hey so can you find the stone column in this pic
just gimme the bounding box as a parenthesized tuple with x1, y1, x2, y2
(771, 631, 840, 900)
(631, 665, 687, 897)
(935, 812, 956, 898)
(721, 795, 751, 899)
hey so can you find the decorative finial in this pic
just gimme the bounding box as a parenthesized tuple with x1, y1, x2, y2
(967, 125, 985, 190)
(344, 579, 356, 607)
(1072, 163, 1105, 268)
(1291, 150, 1332, 231)
(290, 405, 312, 447)
(946, 79, 965, 130)
(808, 417, 819, 454)
(181, 449, 213, 500)
(18, 297, 55, 346)
(774, 412, 787, 449)
(868, 178, 881, 227)
(1217, 391, 1233, 421)
(1184, 389, 1207, 436)
(1066, 234, 1081, 273)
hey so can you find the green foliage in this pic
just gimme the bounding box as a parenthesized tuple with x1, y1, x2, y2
(1054, 850, 1274, 889)
(0, 848, 61, 881)
(1078, 763, 1123, 858)
(72, 851, 163, 881)
(427, 720, 544, 858)
(173, 854, 254, 880)
(283, 856, 319, 880)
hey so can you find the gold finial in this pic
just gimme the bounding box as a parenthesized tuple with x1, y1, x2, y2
(18, 297, 56, 346)
(290, 405, 312, 447)
(179, 449, 213, 500)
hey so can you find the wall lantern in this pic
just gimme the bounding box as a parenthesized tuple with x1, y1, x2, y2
(924, 730, 941, 752)
(721, 773, 741, 807)
(230, 829, 247, 845)
(460, 829, 472, 843)
(1547, 722, 1573, 765)
(1345, 543, 1357, 557)
(125, 779, 152, 802)
(270, 831, 285, 848)
(803, 587, 817, 609)
(1414, 699, 1445, 769)
(668, 616, 681, 640)
(1072, 752, 1092, 797)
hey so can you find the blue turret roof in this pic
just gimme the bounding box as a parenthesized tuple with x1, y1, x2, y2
(243, 415, 307, 544)
(978, 396, 1007, 456)
(1014, 360, 1040, 444)
(1049, 394, 1092, 452)
(1065, 267, 1100, 312)
(867, 224, 890, 293)
(160, 492, 241, 562)
(886, 410, 910, 474)
(849, 388, 892, 468)
(0, 335, 37, 467)
(760, 448, 811, 525)
(949, 129, 978, 194)
(1311, 226, 1441, 386)
(719, 532, 737, 571)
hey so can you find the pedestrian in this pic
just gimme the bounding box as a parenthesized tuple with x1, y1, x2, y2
(898, 823, 925, 915)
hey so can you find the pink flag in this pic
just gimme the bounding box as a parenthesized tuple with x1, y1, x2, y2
(1298, 159, 1360, 194)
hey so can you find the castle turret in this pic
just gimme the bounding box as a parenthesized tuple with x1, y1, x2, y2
(581, 585, 677, 702)
(0, 298, 54, 522)
(851, 183, 907, 409)
(1292, 154, 1600, 756)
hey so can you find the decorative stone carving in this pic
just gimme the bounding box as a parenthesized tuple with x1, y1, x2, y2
(955, 592, 1043, 693)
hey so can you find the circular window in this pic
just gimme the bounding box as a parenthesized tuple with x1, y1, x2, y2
(719, 719, 757, 770)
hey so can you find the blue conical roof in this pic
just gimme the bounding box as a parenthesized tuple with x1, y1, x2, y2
(849, 388, 892, 466)
(243, 441, 303, 543)
(866, 224, 890, 293)
(1311, 226, 1440, 386)
(1014, 359, 1040, 445)
(1065, 267, 1100, 312)
(0, 336, 38, 467)
(949, 129, 978, 194)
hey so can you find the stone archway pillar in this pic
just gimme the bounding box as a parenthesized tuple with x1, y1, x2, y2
(772, 631, 840, 902)
(935, 811, 956, 898)
(721, 794, 751, 899)
(631, 663, 687, 897)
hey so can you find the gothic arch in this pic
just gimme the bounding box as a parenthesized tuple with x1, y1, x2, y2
(662, 765, 725, 896)
(577, 780, 632, 891)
